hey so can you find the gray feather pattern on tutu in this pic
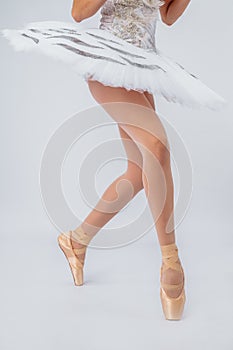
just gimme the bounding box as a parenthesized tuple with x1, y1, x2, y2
(1, 20, 227, 111)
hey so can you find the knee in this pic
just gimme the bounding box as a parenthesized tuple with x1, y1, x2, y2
(144, 137, 170, 167)
(125, 163, 144, 192)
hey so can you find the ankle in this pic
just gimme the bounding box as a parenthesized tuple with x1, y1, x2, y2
(160, 242, 184, 297)
(72, 226, 93, 246)
(160, 243, 182, 274)
(160, 242, 182, 270)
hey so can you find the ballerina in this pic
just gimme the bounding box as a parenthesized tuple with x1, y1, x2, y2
(1, 0, 227, 320)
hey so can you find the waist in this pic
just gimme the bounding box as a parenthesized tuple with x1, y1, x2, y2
(99, 17, 158, 49)
(98, 0, 159, 49)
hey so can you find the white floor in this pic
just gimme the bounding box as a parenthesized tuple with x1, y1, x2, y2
(1, 208, 233, 350)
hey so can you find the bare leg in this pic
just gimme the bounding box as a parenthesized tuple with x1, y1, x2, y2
(73, 93, 155, 239)
(75, 125, 144, 237)
(85, 81, 183, 297)
(87, 81, 175, 244)
(71, 118, 144, 264)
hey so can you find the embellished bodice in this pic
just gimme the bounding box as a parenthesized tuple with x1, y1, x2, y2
(99, 0, 165, 50)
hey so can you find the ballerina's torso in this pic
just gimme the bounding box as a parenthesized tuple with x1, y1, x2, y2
(99, 0, 163, 49)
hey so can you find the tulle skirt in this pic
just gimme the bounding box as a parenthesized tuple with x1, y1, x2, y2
(1, 20, 227, 110)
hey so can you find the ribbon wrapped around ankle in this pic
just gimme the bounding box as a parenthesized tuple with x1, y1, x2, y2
(160, 243, 181, 272)
(70, 228, 93, 246)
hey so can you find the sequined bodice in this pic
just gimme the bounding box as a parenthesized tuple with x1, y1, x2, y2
(99, 0, 164, 50)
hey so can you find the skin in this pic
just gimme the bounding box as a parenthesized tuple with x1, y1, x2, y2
(159, 0, 191, 26)
(71, 0, 192, 25)
(70, 0, 190, 297)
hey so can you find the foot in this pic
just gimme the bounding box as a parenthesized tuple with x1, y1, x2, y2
(160, 243, 185, 298)
(70, 226, 93, 266)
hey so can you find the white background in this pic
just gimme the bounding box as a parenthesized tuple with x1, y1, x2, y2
(0, 0, 233, 349)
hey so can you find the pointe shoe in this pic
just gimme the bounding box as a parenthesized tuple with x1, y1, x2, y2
(160, 243, 186, 320)
(57, 227, 92, 286)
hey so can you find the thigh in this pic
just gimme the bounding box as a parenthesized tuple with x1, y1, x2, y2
(117, 125, 143, 172)
(117, 90, 156, 169)
(87, 80, 168, 151)
(144, 90, 156, 112)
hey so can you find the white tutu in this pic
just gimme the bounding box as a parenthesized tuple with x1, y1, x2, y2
(1, 19, 227, 111)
